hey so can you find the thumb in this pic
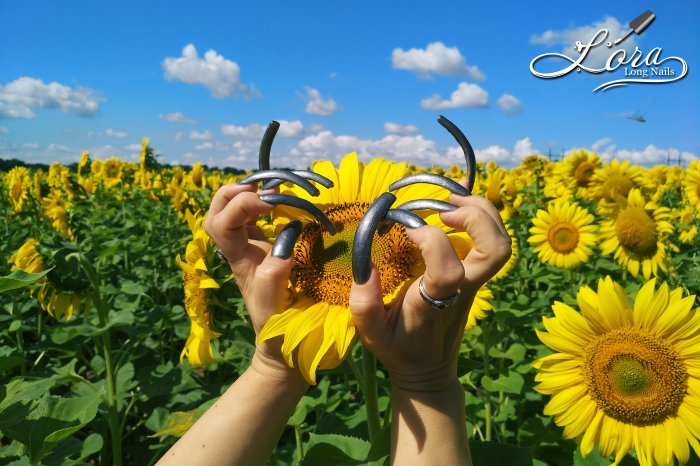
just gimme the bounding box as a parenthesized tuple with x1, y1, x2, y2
(349, 266, 386, 344)
(250, 254, 293, 330)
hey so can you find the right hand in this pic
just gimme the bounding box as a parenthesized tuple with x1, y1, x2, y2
(349, 194, 512, 391)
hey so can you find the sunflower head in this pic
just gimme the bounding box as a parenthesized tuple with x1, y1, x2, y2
(259, 153, 473, 384)
(533, 277, 700, 465)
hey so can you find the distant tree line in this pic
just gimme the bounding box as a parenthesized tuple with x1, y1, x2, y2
(0, 158, 248, 175)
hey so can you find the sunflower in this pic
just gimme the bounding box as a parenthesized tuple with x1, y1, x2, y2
(528, 200, 598, 269)
(6, 166, 32, 212)
(683, 164, 700, 211)
(554, 150, 602, 199)
(587, 160, 646, 215)
(42, 190, 73, 239)
(100, 158, 124, 188)
(9, 239, 92, 320)
(258, 153, 476, 384)
(492, 210, 518, 281)
(466, 286, 494, 331)
(188, 163, 207, 191)
(533, 276, 700, 466)
(600, 189, 673, 278)
(176, 210, 222, 367)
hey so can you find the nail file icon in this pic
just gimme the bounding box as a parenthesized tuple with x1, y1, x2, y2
(614, 10, 656, 45)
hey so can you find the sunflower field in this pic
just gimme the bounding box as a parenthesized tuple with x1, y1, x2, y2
(1, 138, 700, 466)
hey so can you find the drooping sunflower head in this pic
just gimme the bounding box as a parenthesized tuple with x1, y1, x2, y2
(533, 277, 700, 466)
(599, 189, 673, 278)
(176, 210, 224, 368)
(9, 238, 92, 321)
(6, 166, 32, 212)
(528, 200, 598, 269)
(188, 163, 207, 191)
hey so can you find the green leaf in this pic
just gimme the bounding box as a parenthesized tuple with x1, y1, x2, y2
(0, 268, 52, 293)
(481, 372, 525, 394)
(1, 391, 101, 464)
(304, 433, 371, 461)
(470, 441, 534, 466)
(573, 445, 612, 465)
(0, 355, 26, 371)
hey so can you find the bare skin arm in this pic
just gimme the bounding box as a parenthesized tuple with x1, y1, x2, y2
(350, 192, 512, 465)
(158, 183, 308, 466)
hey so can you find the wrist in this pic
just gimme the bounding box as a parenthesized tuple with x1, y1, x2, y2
(249, 351, 309, 393)
(388, 364, 459, 393)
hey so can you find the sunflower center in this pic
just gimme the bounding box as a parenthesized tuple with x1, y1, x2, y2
(601, 174, 633, 201)
(293, 202, 417, 306)
(574, 161, 595, 186)
(583, 329, 687, 425)
(547, 221, 579, 253)
(615, 207, 658, 256)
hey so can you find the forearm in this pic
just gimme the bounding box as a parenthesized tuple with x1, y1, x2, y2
(390, 380, 471, 466)
(158, 354, 308, 466)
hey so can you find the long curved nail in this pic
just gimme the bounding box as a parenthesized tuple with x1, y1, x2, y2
(259, 194, 336, 235)
(272, 220, 303, 259)
(261, 170, 334, 190)
(259, 121, 280, 171)
(384, 209, 427, 229)
(352, 192, 395, 284)
(238, 170, 320, 197)
(396, 199, 458, 212)
(438, 115, 476, 193)
(388, 173, 470, 196)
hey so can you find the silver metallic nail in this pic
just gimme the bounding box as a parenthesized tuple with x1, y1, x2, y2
(238, 170, 320, 197)
(437, 115, 476, 193)
(259, 121, 279, 171)
(388, 173, 471, 196)
(272, 220, 303, 259)
(352, 192, 396, 284)
(385, 209, 427, 229)
(261, 169, 334, 190)
(396, 199, 458, 213)
(259, 194, 337, 235)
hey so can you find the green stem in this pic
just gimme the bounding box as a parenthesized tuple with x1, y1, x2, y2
(78, 254, 123, 466)
(361, 346, 381, 441)
(481, 325, 493, 442)
(294, 424, 304, 464)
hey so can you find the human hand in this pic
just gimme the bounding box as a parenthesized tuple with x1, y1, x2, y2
(349, 193, 512, 392)
(203, 183, 302, 383)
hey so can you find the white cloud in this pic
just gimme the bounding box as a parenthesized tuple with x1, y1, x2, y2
(384, 122, 419, 135)
(47, 143, 71, 152)
(162, 44, 258, 99)
(105, 128, 128, 138)
(392, 42, 485, 80)
(0, 126, 8, 135)
(591, 137, 612, 152)
(0, 77, 101, 119)
(195, 141, 214, 150)
(303, 87, 337, 116)
(190, 130, 212, 140)
(530, 16, 639, 68)
(124, 143, 142, 152)
(22, 142, 40, 149)
(159, 112, 197, 124)
(420, 82, 488, 110)
(221, 119, 304, 139)
(497, 94, 522, 114)
(175, 131, 184, 141)
(513, 137, 536, 159)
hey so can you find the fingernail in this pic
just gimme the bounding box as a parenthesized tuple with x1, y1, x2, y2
(272, 221, 303, 259)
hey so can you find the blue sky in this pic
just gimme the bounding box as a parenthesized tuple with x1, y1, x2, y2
(0, 0, 698, 169)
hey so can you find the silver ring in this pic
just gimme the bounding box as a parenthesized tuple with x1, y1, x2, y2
(418, 277, 461, 310)
(216, 247, 227, 262)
